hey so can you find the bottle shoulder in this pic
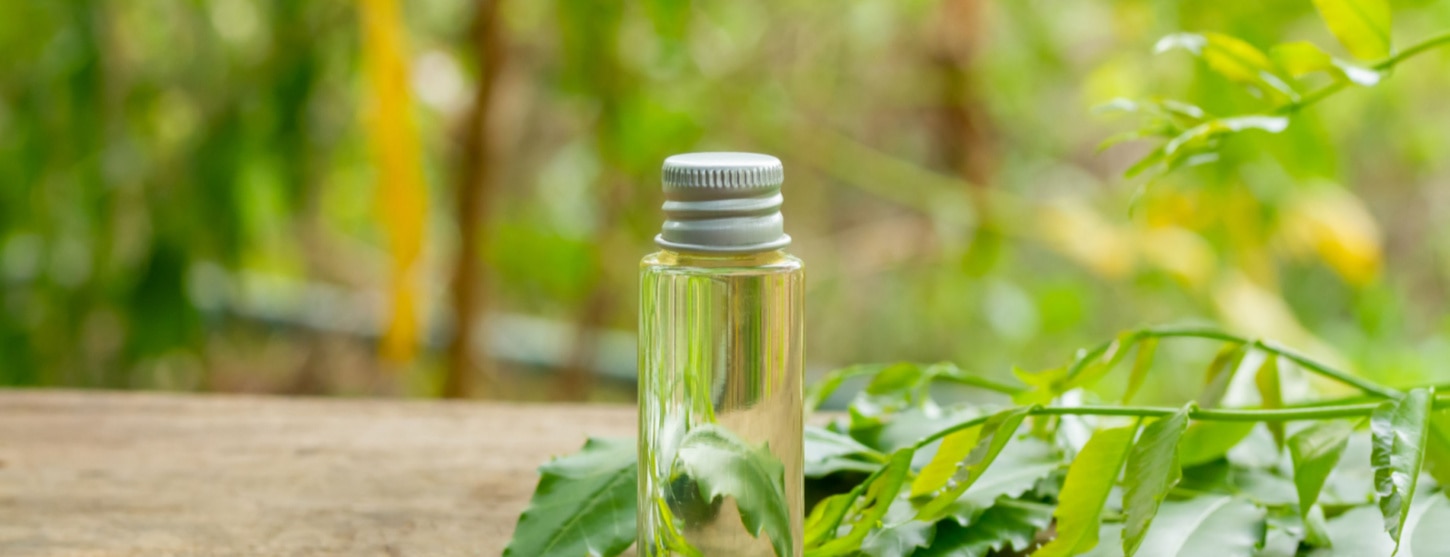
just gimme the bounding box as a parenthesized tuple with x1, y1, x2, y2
(641, 249, 803, 274)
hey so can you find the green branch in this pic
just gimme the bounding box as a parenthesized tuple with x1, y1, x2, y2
(932, 368, 1029, 396)
(912, 397, 1450, 449)
(1280, 31, 1450, 114)
(1373, 30, 1450, 71)
(1064, 327, 1401, 399)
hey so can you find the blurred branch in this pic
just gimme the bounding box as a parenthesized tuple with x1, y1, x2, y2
(1280, 31, 1450, 114)
(762, 122, 1042, 242)
(197, 269, 639, 382)
(446, 0, 506, 398)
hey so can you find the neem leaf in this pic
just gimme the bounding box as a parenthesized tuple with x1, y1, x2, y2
(1255, 354, 1286, 449)
(1165, 117, 1289, 158)
(1270, 40, 1382, 85)
(1312, 0, 1392, 61)
(1123, 337, 1157, 404)
(1132, 496, 1266, 557)
(1422, 413, 1450, 489)
(912, 423, 981, 498)
(1066, 332, 1139, 392)
(503, 437, 638, 557)
(1177, 421, 1256, 467)
(916, 406, 1034, 521)
(1316, 504, 1396, 556)
(676, 425, 794, 557)
(804, 494, 855, 549)
(1371, 387, 1436, 554)
(1155, 32, 1298, 103)
(944, 437, 1064, 526)
(1032, 424, 1140, 557)
(1123, 405, 1191, 556)
(1197, 344, 1249, 409)
(1289, 420, 1353, 522)
(919, 499, 1054, 557)
(808, 449, 913, 557)
(805, 425, 887, 478)
(1012, 366, 1072, 405)
(807, 364, 888, 411)
(860, 499, 936, 557)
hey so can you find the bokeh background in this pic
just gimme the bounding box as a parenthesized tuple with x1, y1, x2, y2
(4, 0, 1450, 402)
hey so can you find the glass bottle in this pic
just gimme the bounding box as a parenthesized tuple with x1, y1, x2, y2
(638, 153, 804, 557)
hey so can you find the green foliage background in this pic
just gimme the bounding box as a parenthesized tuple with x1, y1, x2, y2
(4, 0, 1450, 399)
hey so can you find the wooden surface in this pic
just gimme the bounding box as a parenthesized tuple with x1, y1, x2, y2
(0, 390, 635, 557)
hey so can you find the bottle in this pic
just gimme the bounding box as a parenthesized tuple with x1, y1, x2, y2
(638, 153, 804, 557)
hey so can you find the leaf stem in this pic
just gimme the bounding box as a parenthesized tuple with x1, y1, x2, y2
(1065, 327, 1401, 399)
(932, 369, 1029, 396)
(1278, 31, 1450, 113)
(1373, 30, 1450, 71)
(912, 397, 1450, 450)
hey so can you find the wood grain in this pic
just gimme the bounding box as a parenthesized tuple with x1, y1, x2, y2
(0, 390, 635, 556)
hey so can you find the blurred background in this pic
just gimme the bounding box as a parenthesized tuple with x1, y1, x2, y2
(3, 0, 1449, 403)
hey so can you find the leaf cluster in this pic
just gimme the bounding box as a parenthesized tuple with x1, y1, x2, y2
(507, 326, 1450, 556)
(1101, 0, 1450, 183)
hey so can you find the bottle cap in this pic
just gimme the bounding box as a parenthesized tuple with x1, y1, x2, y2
(656, 152, 790, 253)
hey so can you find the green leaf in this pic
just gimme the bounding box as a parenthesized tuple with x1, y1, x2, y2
(919, 499, 1054, 557)
(1067, 332, 1139, 392)
(1124, 146, 1167, 179)
(912, 423, 982, 498)
(1262, 505, 1331, 554)
(808, 449, 914, 557)
(1270, 41, 1382, 85)
(1178, 421, 1256, 467)
(1311, 504, 1394, 556)
(1422, 414, 1450, 489)
(1371, 387, 1436, 554)
(1123, 405, 1191, 556)
(1012, 366, 1071, 405)
(916, 406, 1035, 520)
(1155, 32, 1298, 103)
(805, 425, 887, 478)
(1312, 0, 1392, 61)
(1255, 354, 1286, 450)
(861, 499, 936, 557)
(1197, 344, 1250, 409)
(1032, 424, 1140, 557)
(676, 425, 794, 557)
(1093, 98, 1208, 125)
(1123, 337, 1158, 404)
(807, 364, 888, 411)
(804, 494, 855, 549)
(503, 437, 637, 557)
(943, 437, 1064, 525)
(1165, 117, 1290, 158)
(1133, 496, 1266, 557)
(1311, 496, 1444, 557)
(1409, 494, 1450, 557)
(1289, 420, 1353, 523)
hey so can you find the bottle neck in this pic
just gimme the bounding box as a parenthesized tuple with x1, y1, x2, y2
(649, 249, 792, 268)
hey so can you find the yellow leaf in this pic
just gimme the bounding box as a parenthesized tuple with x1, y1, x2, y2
(911, 425, 982, 498)
(360, 0, 429, 363)
(1039, 202, 1135, 278)
(1279, 188, 1382, 286)
(1137, 226, 1216, 289)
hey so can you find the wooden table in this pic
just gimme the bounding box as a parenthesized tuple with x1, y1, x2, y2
(0, 390, 635, 556)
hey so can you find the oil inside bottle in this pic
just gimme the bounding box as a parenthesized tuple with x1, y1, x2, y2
(638, 250, 804, 557)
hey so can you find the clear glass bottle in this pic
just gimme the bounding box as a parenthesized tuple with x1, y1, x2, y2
(638, 153, 804, 557)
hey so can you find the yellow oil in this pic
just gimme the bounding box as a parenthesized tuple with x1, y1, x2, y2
(638, 249, 804, 557)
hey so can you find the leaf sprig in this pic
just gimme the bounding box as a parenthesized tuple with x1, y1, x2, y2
(506, 324, 1450, 556)
(1102, 0, 1450, 183)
